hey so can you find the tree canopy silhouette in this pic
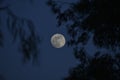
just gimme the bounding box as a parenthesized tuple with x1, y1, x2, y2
(64, 53, 120, 80)
(0, 0, 40, 63)
(47, 0, 120, 79)
(47, 0, 120, 50)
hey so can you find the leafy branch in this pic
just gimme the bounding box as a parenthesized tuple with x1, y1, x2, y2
(0, 2, 41, 63)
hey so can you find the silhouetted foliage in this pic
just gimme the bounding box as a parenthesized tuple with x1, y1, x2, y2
(47, 0, 120, 50)
(47, 0, 120, 79)
(0, 0, 41, 63)
(64, 53, 120, 80)
(0, 74, 5, 80)
(0, 30, 3, 47)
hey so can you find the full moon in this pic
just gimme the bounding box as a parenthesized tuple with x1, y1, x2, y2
(51, 33, 66, 48)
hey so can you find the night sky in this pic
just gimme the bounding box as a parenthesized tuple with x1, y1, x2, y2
(0, 0, 118, 80)
(0, 0, 95, 80)
(0, 0, 100, 80)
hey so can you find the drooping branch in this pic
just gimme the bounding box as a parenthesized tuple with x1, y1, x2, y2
(0, 2, 41, 63)
(7, 8, 41, 62)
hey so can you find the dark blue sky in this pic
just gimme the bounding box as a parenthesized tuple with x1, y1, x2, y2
(0, 0, 81, 80)
(0, 0, 118, 80)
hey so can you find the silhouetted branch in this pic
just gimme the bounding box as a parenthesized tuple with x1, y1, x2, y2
(0, 1, 41, 63)
(0, 6, 8, 10)
(47, 0, 120, 79)
(47, 0, 120, 49)
(0, 30, 3, 47)
(47, 0, 73, 6)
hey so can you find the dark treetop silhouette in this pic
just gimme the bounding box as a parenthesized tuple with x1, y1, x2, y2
(0, 0, 40, 63)
(47, 0, 120, 80)
(64, 52, 120, 80)
(0, 74, 5, 80)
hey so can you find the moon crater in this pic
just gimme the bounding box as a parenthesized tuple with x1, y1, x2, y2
(51, 33, 66, 48)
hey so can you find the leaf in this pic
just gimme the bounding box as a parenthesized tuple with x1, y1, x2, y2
(0, 29, 3, 47)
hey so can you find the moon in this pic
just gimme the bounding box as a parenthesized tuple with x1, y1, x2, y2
(51, 33, 66, 48)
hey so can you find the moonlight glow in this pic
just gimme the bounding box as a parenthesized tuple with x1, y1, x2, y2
(51, 33, 66, 48)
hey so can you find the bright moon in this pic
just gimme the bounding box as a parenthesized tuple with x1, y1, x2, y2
(51, 33, 66, 48)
